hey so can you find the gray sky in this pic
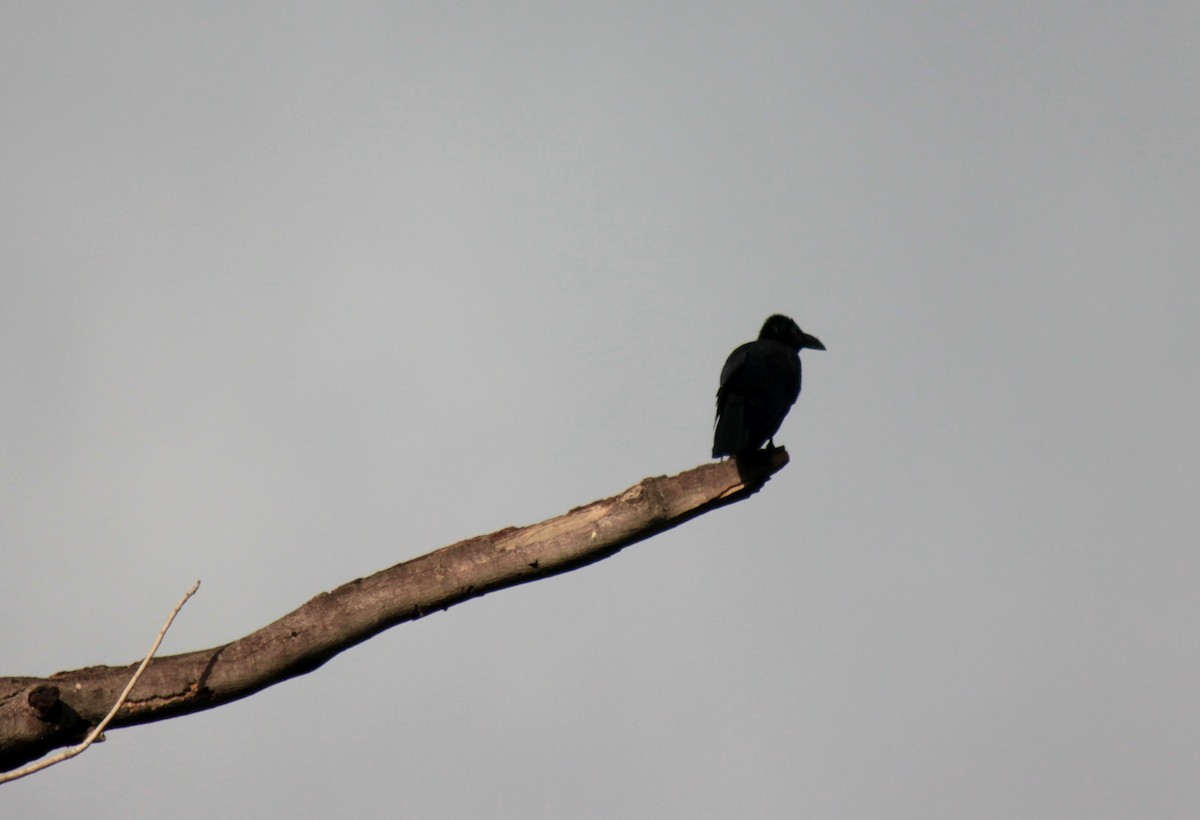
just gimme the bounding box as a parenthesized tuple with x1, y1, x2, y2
(3, 3, 1198, 818)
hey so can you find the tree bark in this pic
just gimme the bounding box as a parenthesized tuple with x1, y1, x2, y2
(0, 449, 788, 772)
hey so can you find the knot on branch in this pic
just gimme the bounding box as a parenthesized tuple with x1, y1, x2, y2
(27, 686, 61, 723)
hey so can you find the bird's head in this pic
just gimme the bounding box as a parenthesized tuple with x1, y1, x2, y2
(760, 314, 825, 352)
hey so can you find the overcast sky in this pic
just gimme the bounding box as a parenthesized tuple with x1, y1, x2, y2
(3, 3, 1198, 818)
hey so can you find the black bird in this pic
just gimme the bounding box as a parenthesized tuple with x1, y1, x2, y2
(713, 314, 825, 459)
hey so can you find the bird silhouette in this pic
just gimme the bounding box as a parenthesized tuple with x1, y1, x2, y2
(713, 314, 824, 459)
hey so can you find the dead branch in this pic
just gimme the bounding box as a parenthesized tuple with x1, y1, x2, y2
(0, 450, 787, 774)
(0, 581, 200, 784)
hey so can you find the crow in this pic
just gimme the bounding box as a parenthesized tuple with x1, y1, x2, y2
(713, 314, 825, 459)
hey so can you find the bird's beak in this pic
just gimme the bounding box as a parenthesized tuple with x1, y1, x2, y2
(802, 333, 825, 351)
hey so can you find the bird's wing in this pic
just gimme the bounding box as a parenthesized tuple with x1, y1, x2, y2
(716, 342, 754, 396)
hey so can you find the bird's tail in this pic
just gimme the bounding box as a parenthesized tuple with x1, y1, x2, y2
(712, 396, 747, 458)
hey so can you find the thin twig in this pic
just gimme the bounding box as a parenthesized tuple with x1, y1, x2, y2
(0, 580, 201, 785)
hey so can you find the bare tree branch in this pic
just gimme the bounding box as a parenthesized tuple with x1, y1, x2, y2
(0, 450, 788, 773)
(0, 581, 200, 784)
